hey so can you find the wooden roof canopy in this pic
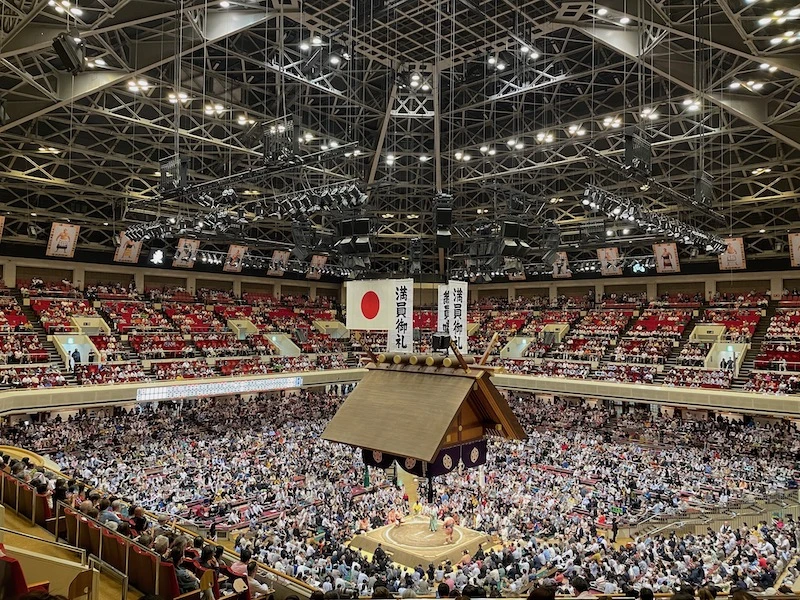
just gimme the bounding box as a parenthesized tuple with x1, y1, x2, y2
(321, 353, 527, 463)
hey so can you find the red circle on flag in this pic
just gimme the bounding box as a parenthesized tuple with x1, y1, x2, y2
(361, 291, 380, 319)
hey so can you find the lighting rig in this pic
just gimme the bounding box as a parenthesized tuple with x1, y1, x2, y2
(582, 185, 727, 254)
(266, 181, 367, 218)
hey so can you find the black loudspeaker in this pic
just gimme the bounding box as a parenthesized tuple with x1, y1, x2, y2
(502, 221, 520, 239)
(353, 218, 371, 235)
(432, 332, 451, 352)
(435, 206, 452, 227)
(52, 33, 85, 75)
(339, 220, 354, 237)
(0, 99, 8, 125)
(542, 249, 559, 266)
(436, 230, 451, 250)
(500, 239, 520, 257)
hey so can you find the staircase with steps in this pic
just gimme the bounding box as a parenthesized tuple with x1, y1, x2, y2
(731, 306, 775, 389)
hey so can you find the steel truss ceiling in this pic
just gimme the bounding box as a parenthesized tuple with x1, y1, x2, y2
(1, 0, 800, 274)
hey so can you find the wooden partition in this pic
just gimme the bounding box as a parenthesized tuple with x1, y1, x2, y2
(783, 279, 800, 292)
(477, 288, 506, 299)
(85, 271, 134, 287)
(316, 287, 339, 300)
(716, 279, 770, 294)
(144, 274, 187, 290)
(17, 266, 72, 283)
(282, 284, 310, 296)
(516, 287, 548, 298)
(557, 285, 594, 298)
(657, 281, 704, 296)
(605, 283, 646, 295)
(414, 286, 438, 307)
(241, 282, 274, 296)
(196, 278, 232, 291)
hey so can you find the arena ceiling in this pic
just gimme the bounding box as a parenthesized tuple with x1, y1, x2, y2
(1, 0, 800, 276)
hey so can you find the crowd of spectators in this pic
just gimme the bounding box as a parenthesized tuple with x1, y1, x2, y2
(129, 333, 190, 359)
(591, 364, 657, 384)
(193, 333, 253, 357)
(612, 339, 672, 364)
(745, 372, 800, 395)
(101, 301, 173, 333)
(89, 334, 126, 362)
(552, 337, 609, 361)
(677, 343, 712, 367)
(756, 342, 800, 372)
(32, 299, 98, 333)
(164, 303, 226, 333)
(664, 367, 733, 389)
(3, 395, 800, 596)
(75, 362, 149, 385)
(152, 360, 216, 380)
(0, 334, 47, 364)
(570, 310, 631, 338)
(766, 310, 800, 340)
(710, 291, 770, 308)
(628, 309, 692, 339)
(0, 366, 66, 388)
(18, 278, 80, 298)
(699, 309, 761, 342)
(84, 282, 137, 300)
(0, 297, 31, 332)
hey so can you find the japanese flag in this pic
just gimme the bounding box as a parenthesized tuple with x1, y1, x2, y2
(346, 279, 408, 330)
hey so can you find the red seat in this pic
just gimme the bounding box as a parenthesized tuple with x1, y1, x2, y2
(0, 543, 50, 597)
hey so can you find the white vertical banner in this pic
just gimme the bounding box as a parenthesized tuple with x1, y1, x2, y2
(387, 279, 413, 353)
(449, 280, 468, 353)
(438, 284, 450, 335)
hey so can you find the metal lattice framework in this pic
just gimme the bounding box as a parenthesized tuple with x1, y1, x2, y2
(1, 0, 800, 274)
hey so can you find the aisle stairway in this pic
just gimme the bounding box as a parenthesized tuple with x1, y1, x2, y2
(731, 306, 775, 389)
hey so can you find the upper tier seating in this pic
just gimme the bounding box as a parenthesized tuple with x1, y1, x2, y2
(766, 309, 800, 340)
(698, 308, 761, 342)
(0, 334, 47, 364)
(745, 371, 800, 394)
(129, 333, 189, 359)
(570, 309, 631, 338)
(100, 301, 174, 333)
(664, 367, 733, 389)
(0, 297, 31, 332)
(676, 342, 712, 367)
(31, 299, 97, 333)
(0, 366, 66, 388)
(628, 309, 692, 339)
(75, 362, 149, 385)
(612, 338, 673, 364)
(163, 304, 225, 333)
(84, 282, 137, 300)
(755, 341, 800, 371)
(18, 278, 80, 298)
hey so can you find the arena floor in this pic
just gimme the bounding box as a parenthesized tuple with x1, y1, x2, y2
(350, 516, 491, 568)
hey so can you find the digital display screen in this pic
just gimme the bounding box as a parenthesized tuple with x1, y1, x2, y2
(136, 376, 303, 402)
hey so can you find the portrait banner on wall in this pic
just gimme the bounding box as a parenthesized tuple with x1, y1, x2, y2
(172, 238, 200, 268)
(552, 252, 572, 279)
(114, 230, 143, 264)
(790, 233, 800, 268)
(597, 247, 623, 276)
(306, 254, 328, 280)
(223, 244, 247, 273)
(46, 223, 80, 258)
(718, 237, 747, 271)
(653, 242, 681, 274)
(267, 250, 290, 276)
